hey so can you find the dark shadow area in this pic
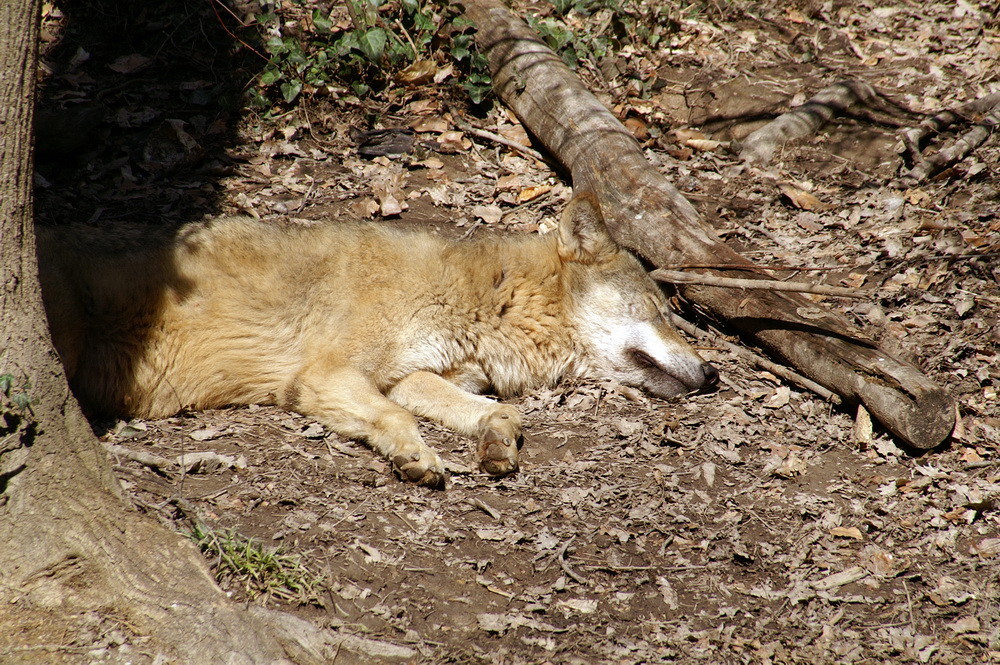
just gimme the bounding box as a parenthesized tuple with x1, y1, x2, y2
(35, 0, 262, 227)
(34, 0, 265, 424)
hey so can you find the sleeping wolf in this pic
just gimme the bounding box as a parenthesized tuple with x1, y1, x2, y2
(38, 193, 717, 488)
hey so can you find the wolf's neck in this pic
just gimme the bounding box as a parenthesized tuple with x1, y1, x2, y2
(443, 235, 582, 396)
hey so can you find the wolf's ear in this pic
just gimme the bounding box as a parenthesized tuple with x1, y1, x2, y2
(557, 192, 618, 263)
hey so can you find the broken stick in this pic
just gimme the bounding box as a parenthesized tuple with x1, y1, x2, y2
(651, 269, 868, 299)
(738, 80, 879, 164)
(464, 0, 955, 449)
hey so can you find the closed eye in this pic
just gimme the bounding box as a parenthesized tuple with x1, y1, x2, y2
(629, 348, 661, 371)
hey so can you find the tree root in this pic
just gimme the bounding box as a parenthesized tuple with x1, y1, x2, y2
(898, 91, 1000, 184)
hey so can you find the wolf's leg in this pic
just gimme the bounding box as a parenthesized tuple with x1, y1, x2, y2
(387, 371, 521, 477)
(289, 367, 447, 488)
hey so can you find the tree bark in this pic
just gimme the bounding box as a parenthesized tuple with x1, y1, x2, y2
(0, 3, 404, 663)
(463, 0, 955, 450)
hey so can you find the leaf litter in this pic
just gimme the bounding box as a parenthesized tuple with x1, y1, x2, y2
(34, 0, 1000, 662)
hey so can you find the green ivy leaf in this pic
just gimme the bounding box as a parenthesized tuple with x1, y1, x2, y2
(11, 392, 32, 411)
(281, 80, 302, 104)
(312, 9, 332, 32)
(265, 34, 287, 55)
(463, 76, 491, 105)
(451, 35, 471, 61)
(357, 27, 387, 62)
(413, 11, 434, 32)
(259, 67, 282, 86)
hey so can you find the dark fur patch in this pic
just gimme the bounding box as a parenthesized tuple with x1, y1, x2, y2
(282, 379, 301, 410)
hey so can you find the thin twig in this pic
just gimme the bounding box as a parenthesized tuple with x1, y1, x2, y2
(652, 269, 868, 299)
(293, 178, 318, 214)
(902, 578, 915, 631)
(102, 442, 174, 473)
(448, 109, 549, 163)
(209, 0, 267, 61)
(556, 537, 589, 585)
(669, 262, 834, 272)
(464, 497, 503, 520)
(668, 312, 842, 405)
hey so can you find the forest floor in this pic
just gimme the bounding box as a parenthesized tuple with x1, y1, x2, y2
(34, 0, 999, 662)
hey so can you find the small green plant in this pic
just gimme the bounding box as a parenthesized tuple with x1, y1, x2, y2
(448, 16, 492, 104)
(188, 521, 324, 604)
(0, 373, 33, 412)
(251, 0, 492, 108)
(246, 0, 689, 111)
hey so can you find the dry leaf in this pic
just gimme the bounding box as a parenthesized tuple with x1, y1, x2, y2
(404, 98, 438, 115)
(499, 124, 530, 145)
(656, 576, 680, 610)
(763, 386, 791, 409)
(437, 130, 470, 153)
(175, 451, 244, 474)
(928, 576, 973, 606)
(433, 62, 454, 83)
(556, 598, 598, 614)
(775, 451, 807, 478)
(854, 405, 873, 445)
(516, 184, 552, 203)
(813, 566, 867, 590)
(905, 188, 931, 206)
(109, 53, 151, 74)
(471, 204, 503, 225)
(829, 526, 864, 540)
(795, 307, 828, 320)
(413, 156, 444, 170)
(863, 546, 907, 578)
(686, 138, 724, 152)
(396, 59, 437, 86)
(702, 461, 716, 487)
(947, 617, 980, 634)
(350, 197, 380, 218)
(779, 183, 828, 210)
(673, 128, 705, 142)
(189, 427, 224, 441)
(970, 538, 1000, 557)
(410, 115, 451, 133)
(625, 117, 650, 141)
(785, 8, 809, 23)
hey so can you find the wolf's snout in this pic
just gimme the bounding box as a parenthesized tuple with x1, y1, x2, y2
(699, 362, 719, 389)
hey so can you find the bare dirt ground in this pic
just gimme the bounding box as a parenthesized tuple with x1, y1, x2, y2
(34, 0, 998, 662)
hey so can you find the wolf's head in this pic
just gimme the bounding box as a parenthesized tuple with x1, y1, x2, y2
(560, 193, 718, 399)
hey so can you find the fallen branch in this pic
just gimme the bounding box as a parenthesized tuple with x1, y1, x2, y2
(103, 441, 173, 473)
(900, 91, 1000, 166)
(652, 269, 868, 299)
(556, 537, 588, 585)
(668, 312, 841, 405)
(464, 0, 954, 449)
(738, 80, 879, 164)
(900, 92, 1000, 184)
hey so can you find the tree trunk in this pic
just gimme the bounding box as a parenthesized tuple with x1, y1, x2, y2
(463, 0, 955, 450)
(0, 3, 389, 663)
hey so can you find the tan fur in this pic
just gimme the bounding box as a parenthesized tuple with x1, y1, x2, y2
(38, 193, 716, 487)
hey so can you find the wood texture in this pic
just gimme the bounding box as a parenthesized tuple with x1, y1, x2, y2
(463, 0, 955, 449)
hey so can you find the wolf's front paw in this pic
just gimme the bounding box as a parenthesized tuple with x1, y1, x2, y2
(392, 449, 447, 489)
(478, 409, 522, 477)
